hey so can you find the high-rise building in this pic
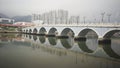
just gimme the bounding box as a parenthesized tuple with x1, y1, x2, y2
(31, 10, 73, 25)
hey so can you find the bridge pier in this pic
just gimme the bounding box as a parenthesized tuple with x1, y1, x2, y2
(56, 35, 69, 39)
(98, 38, 111, 44)
(46, 34, 56, 37)
(74, 36, 86, 41)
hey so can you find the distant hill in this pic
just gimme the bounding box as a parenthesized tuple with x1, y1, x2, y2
(12, 15, 32, 22)
(0, 13, 32, 22)
(0, 13, 9, 18)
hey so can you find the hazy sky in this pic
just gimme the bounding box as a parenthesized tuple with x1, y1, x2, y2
(0, 0, 120, 22)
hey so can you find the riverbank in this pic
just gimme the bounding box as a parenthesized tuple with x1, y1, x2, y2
(0, 31, 22, 33)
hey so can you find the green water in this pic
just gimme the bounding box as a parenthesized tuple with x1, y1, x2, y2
(0, 33, 120, 68)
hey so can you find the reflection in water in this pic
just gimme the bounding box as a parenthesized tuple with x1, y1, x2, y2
(39, 36, 46, 43)
(32, 44, 67, 56)
(13, 41, 31, 47)
(26, 34, 28, 38)
(0, 34, 120, 68)
(0, 43, 5, 48)
(24, 34, 26, 37)
(111, 38, 120, 55)
(0, 33, 28, 47)
(29, 35, 32, 39)
(0, 45, 4, 48)
(31, 43, 40, 50)
(48, 37, 57, 46)
(100, 40, 120, 59)
(0, 33, 16, 42)
(33, 35, 37, 41)
(86, 38, 98, 51)
(77, 40, 93, 53)
(77, 37, 98, 53)
(60, 37, 74, 49)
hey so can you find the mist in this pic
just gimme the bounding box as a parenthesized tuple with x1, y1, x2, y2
(0, 0, 120, 22)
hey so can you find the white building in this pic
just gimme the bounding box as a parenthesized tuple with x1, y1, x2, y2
(0, 18, 14, 24)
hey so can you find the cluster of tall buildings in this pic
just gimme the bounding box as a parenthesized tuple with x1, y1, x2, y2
(69, 16, 80, 24)
(32, 10, 80, 25)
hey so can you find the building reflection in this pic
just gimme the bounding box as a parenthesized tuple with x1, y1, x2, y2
(48, 37, 57, 46)
(31, 43, 67, 56)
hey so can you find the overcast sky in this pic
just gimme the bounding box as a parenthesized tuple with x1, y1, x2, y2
(0, 0, 120, 22)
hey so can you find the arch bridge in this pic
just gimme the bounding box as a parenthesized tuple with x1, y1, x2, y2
(22, 25, 120, 40)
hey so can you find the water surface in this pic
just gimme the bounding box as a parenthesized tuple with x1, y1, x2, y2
(0, 33, 120, 68)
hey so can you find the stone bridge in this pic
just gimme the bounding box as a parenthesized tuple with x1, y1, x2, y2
(22, 25, 120, 40)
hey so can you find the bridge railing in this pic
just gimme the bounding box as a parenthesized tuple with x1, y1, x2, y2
(27, 22, 120, 28)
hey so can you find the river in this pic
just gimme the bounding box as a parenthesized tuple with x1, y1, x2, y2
(0, 33, 120, 68)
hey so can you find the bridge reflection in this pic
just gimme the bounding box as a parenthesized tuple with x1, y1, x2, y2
(0, 33, 120, 68)
(77, 41, 94, 53)
(48, 37, 57, 46)
(60, 37, 74, 49)
(99, 41, 120, 59)
(33, 35, 37, 41)
(22, 34, 120, 59)
(39, 36, 46, 43)
(29, 35, 32, 39)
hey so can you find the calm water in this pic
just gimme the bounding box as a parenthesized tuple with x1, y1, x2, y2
(0, 33, 120, 68)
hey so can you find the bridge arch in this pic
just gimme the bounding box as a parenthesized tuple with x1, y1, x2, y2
(78, 28, 98, 38)
(22, 26, 120, 39)
(61, 28, 75, 37)
(33, 28, 38, 34)
(103, 30, 120, 38)
(48, 27, 57, 35)
(26, 30, 28, 33)
(39, 27, 47, 35)
(29, 29, 32, 33)
(23, 30, 25, 32)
